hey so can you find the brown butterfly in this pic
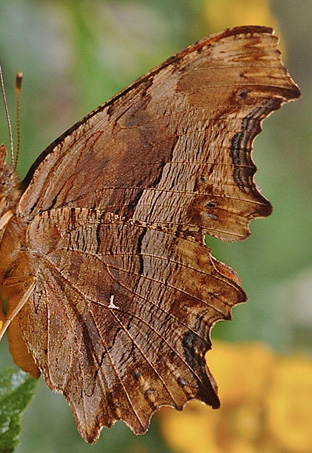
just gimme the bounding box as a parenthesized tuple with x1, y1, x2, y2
(0, 26, 300, 443)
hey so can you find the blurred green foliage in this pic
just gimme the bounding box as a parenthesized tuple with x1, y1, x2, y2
(0, 0, 311, 452)
(0, 368, 37, 453)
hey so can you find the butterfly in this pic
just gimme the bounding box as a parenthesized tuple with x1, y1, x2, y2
(0, 26, 300, 443)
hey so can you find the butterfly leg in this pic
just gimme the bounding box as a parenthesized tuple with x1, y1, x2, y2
(0, 280, 35, 342)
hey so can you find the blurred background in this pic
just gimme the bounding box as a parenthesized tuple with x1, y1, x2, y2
(0, 0, 311, 452)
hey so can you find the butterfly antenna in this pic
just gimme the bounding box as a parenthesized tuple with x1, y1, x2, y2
(0, 64, 15, 167)
(15, 72, 23, 170)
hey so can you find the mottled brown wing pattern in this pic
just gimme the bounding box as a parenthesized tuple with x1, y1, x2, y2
(20, 208, 244, 441)
(20, 26, 299, 241)
(0, 26, 300, 443)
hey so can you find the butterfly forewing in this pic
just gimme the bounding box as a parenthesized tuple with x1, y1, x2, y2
(20, 27, 299, 241)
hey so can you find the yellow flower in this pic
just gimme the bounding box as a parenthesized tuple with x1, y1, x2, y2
(205, 0, 279, 32)
(268, 356, 312, 451)
(159, 342, 312, 453)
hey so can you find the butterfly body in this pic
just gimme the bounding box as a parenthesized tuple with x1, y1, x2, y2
(0, 26, 300, 442)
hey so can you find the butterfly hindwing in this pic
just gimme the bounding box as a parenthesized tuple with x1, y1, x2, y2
(19, 207, 244, 440)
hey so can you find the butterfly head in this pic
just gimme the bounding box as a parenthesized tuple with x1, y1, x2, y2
(0, 144, 20, 222)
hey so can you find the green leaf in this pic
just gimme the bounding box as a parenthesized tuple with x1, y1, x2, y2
(0, 368, 37, 453)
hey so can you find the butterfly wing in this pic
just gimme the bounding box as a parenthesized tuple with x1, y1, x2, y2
(4, 26, 300, 442)
(20, 26, 299, 241)
(19, 208, 244, 441)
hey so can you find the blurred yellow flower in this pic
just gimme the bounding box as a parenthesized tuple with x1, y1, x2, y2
(205, 0, 279, 32)
(268, 356, 312, 452)
(159, 342, 312, 453)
